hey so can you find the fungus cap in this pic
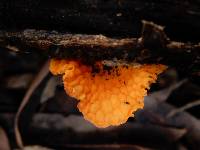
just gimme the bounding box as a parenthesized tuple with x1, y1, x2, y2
(50, 59, 167, 127)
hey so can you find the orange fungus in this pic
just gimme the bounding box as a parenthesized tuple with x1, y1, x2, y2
(49, 59, 167, 127)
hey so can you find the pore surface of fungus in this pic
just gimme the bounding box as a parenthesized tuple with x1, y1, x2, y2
(50, 59, 167, 127)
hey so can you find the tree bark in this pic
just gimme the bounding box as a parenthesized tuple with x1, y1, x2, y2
(0, 21, 199, 76)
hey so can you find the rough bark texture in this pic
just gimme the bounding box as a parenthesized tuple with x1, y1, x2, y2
(0, 21, 199, 76)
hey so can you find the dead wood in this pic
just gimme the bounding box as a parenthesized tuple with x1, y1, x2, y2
(0, 21, 199, 76)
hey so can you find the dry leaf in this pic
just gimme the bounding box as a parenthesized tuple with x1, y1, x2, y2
(0, 127, 11, 150)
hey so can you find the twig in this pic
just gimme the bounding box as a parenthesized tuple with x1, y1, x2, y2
(14, 60, 49, 148)
(167, 100, 200, 118)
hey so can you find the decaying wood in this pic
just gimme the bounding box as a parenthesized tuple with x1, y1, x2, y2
(0, 21, 199, 76)
(0, 30, 139, 61)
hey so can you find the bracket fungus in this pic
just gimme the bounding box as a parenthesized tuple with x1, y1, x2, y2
(49, 59, 167, 127)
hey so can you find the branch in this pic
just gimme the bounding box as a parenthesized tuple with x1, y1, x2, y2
(0, 21, 199, 75)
